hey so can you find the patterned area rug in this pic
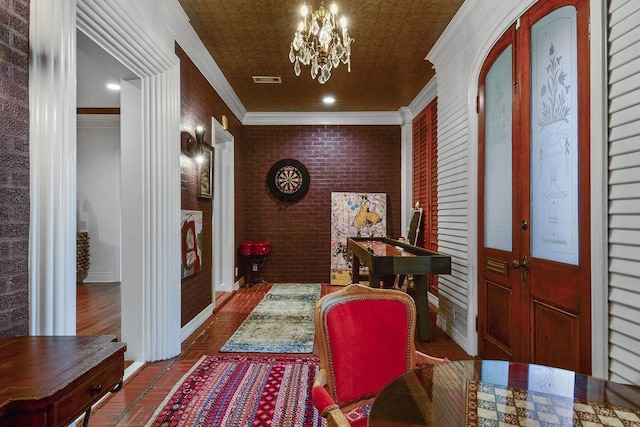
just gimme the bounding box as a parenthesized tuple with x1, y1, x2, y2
(220, 283, 322, 353)
(146, 355, 325, 427)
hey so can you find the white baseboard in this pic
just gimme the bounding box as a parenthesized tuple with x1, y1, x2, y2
(428, 291, 439, 308)
(124, 361, 145, 380)
(181, 304, 213, 342)
(84, 272, 119, 282)
(436, 315, 473, 356)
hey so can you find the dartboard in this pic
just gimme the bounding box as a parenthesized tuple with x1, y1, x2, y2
(266, 159, 310, 203)
(275, 165, 303, 194)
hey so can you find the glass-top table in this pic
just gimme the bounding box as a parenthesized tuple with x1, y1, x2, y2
(368, 360, 640, 426)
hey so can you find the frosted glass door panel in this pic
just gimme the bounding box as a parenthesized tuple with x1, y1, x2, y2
(484, 47, 513, 252)
(530, 7, 579, 265)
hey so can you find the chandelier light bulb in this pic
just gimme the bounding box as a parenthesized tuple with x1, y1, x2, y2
(289, 1, 353, 84)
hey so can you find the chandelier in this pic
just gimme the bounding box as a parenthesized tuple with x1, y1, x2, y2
(289, 1, 353, 84)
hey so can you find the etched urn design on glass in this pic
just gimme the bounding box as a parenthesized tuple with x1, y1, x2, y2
(537, 43, 571, 245)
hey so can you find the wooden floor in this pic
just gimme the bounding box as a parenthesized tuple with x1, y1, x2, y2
(77, 282, 121, 341)
(77, 283, 473, 426)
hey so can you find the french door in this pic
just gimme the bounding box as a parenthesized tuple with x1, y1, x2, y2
(477, 0, 591, 374)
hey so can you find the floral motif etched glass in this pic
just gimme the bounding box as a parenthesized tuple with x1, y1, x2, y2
(484, 47, 513, 252)
(530, 6, 579, 265)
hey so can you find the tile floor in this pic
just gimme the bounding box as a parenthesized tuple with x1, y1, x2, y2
(86, 284, 473, 426)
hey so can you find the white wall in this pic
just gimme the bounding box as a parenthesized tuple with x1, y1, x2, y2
(425, 0, 537, 356)
(77, 114, 121, 282)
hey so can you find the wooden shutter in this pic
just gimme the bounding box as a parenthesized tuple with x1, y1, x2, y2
(412, 98, 439, 294)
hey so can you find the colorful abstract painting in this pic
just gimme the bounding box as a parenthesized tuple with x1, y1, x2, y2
(330, 192, 387, 285)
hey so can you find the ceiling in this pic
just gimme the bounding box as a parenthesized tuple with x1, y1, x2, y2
(77, 31, 136, 109)
(178, 0, 464, 113)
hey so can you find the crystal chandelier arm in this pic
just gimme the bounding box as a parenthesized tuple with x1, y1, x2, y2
(290, 0, 351, 84)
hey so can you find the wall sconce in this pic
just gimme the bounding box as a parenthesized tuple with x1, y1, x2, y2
(195, 126, 205, 145)
(194, 126, 205, 163)
(181, 126, 205, 163)
(221, 115, 228, 130)
(181, 131, 196, 154)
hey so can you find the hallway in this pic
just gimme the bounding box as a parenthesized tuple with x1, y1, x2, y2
(78, 284, 473, 426)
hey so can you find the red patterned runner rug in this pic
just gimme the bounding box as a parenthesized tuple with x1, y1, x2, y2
(146, 355, 325, 427)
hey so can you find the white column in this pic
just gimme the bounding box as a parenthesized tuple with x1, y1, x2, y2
(143, 68, 181, 360)
(28, 0, 183, 360)
(29, 0, 77, 335)
(78, 0, 183, 362)
(120, 68, 182, 362)
(399, 107, 414, 237)
(589, 0, 609, 380)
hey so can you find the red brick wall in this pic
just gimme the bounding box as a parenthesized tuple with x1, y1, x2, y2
(177, 44, 244, 326)
(240, 125, 401, 283)
(0, 0, 30, 338)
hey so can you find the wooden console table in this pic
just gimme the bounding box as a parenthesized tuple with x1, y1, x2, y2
(0, 335, 126, 427)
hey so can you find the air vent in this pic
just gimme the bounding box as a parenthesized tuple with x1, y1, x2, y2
(252, 76, 282, 84)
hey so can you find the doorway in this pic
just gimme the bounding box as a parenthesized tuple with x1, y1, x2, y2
(212, 118, 235, 294)
(477, 0, 591, 374)
(76, 30, 133, 340)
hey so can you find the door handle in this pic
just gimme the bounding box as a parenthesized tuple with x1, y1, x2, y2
(512, 255, 529, 286)
(512, 255, 529, 270)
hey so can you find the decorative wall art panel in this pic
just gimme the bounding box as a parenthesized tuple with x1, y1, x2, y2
(181, 210, 203, 278)
(330, 192, 387, 285)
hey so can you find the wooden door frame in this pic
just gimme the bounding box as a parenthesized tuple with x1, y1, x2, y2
(477, 26, 519, 361)
(518, 0, 591, 373)
(476, 0, 592, 373)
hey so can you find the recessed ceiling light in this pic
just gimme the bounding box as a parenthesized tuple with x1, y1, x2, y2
(106, 83, 121, 91)
(323, 96, 335, 104)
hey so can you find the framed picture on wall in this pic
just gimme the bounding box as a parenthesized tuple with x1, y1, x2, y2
(197, 143, 214, 199)
(181, 210, 203, 278)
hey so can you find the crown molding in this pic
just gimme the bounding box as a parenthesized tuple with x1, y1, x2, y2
(408, 77, 437, 118)
(243, 111, 403, 126)
(162, 0, 247, 122)
(427, 0, 536, 66)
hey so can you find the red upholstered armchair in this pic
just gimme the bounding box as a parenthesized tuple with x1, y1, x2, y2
(312, 284, 445, 427)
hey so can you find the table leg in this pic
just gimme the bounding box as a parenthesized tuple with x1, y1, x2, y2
(83, 407, 91, 427)
(370, 274, 382, 288)
(414, 274, 431, 341)
(367, 260, 379, 288)
(352, 255, 360, 283)
(382, 274, 395, 289)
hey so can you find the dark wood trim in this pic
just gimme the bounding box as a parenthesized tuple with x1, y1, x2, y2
(77, 108, 121, 115)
